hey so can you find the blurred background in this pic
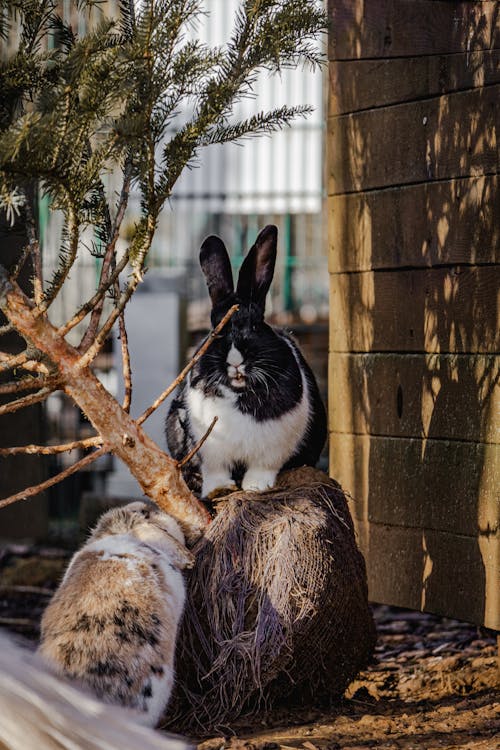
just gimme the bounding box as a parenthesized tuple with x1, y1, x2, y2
(0, 0, 329, 543)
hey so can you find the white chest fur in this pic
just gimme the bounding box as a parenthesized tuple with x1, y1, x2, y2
(187, 348, 310, 495)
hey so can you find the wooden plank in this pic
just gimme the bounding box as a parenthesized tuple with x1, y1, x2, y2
(329, 266, 500, 354)
(328, 176, 499, 272)
(328, 1, 500, 61)
(329, 433, 499, 537)
(329, 353, 500, 444)
(329, 50, 500, 116)
(328, 85, 499, 195)
(352, 519, 500, 630)
(326, 0, 500, 634)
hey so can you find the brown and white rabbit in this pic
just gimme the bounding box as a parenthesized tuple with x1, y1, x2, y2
(38, 502, 192, 728)
(166, 225, 327, 499)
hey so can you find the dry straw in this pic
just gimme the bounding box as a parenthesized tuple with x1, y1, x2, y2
(164, 467, 376, 735)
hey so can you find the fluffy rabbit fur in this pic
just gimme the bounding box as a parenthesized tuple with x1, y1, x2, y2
(167, 225, 327, 499)
(0, 633, 192, 750)
(38, 502, 192, 728)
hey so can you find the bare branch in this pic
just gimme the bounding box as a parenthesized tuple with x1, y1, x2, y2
(0, 349, 49, 375)
(0, 374, 59, 396)
(25, 198, 43, 306)
(78, 168, 132, 353)
(0, 445, 108, 511)
(58, 247, 131, 338)
(0, 386, 56, 416)
(9, 244, 31, 282)
(0, 585, 53, 596)
(78, 277, 140, 367)
(178, 416, 217, 468)
(78, 213, 157, 368)
(0, 350, 28, 371)
(0, 266, 210, 539)
(0, 436, 101, 456)
(77, 255, 113, 352)
(18, 359, 50, 374)
(118, 310, 132, 412)
(0, 617, 33, 627)
(138, 304, 239, 426)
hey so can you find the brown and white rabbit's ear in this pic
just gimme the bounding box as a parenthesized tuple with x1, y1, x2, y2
(199, 235, 234, 309)
(236, 224, 277, 310)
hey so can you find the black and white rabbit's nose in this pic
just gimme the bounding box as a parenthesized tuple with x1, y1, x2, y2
(226, 345, 246, 387)
(227, 345, 244, 368)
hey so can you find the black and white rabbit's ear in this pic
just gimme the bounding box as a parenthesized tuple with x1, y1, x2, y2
(236, 224, 277, 309)
(199, 235, 234, 308)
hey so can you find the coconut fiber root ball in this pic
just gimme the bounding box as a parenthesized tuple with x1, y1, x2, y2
(163, 467, 376, 735)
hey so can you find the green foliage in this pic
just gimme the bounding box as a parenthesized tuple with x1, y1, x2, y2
(0, 0, 326, 301)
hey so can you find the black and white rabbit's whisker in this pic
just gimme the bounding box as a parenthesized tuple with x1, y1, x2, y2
(200, 372, 225, 392)
(254, 377, 271, 397)
(254, 359, 302, 383)
(250, 370, 273, 397)
(252, 368, 281, 389)
(251, 359, 282, 373)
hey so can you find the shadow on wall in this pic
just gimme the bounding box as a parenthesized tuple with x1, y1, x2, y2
(330, 1, 499, 626)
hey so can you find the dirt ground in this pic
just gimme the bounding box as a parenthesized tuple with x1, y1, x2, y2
(1, 544, 498, 750)
(205, 605, 499, 750)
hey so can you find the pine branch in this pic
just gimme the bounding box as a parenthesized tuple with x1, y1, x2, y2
(201, 105, 313, 146)
(118, 0, 136, 40)
(0, 1, 326, 528)
(156, 1, 326, 206)
(2, 0, 326, 315)
(78, 183, 123, 351)
(40, 206, 79, 311)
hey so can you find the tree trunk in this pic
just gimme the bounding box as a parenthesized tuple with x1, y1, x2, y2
(0, 266, 210, 543)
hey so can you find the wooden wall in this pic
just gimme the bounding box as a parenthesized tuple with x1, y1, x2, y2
(327, 0, 499, 629)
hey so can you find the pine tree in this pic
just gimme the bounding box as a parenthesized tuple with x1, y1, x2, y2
(0, 0, 326, 538)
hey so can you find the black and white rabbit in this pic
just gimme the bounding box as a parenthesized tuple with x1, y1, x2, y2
(166, 225, 327, 499)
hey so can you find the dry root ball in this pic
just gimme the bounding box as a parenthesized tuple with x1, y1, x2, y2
(164, 467, 376, 735)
